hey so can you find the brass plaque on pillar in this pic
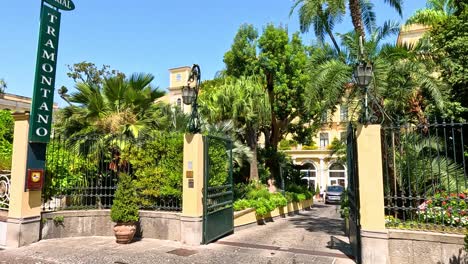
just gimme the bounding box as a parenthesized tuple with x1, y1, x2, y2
(188, 179, 194, 188)
(186, 170, 194, 178)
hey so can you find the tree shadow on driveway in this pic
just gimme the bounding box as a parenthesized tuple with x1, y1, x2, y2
(290, 214, 344, 236)
(289, 211, 354, 258)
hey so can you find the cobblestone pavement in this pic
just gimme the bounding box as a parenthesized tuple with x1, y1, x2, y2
(0, 202, 355, 264)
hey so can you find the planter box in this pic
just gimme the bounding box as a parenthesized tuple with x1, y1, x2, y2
(234, 199, 313, 228)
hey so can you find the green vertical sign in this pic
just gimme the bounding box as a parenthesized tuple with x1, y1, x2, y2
(29, 5, 61, 143)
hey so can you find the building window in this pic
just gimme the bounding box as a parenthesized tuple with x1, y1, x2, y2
(321, 111, 328, 123)
(300, 163, 317, 190)
(329, 163, 346, 187)
(177, 98, 182, 108)
(176, 73, 182, 82)
(340, 132, 347, 141)
(320, 133, 329, 148)
(340, 105, 348, 122)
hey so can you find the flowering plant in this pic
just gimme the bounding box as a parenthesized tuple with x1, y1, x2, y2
(417, 191, 468, 227)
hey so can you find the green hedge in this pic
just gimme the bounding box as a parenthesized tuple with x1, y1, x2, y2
(233, 182, 310, 216)
(125, 131, 183, 207)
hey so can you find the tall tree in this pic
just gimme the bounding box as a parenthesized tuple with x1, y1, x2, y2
(200, 76, 271, 181)
(223, 24, 331, 178)
(349, 0, 402, 39)
(56, 73, 164, 138)
(406, 0, 456, 26)
(429, 3, 468, 119)
(290, 0, 403, 42)
(0, 79, 6, 95)
(290, 0, 345, 52)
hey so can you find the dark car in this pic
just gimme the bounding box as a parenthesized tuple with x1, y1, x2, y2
(325, 185, 344, 204)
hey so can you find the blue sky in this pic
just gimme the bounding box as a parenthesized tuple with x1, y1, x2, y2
(1, 1, 426, 106)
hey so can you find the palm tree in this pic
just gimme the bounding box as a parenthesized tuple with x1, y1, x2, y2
(290, 0, 403, 44)
(349, 0, 403, 39)
(306, 21, 448, 124)
(0, 79, 6, 95)
(56, 73, 164, 139)
(199, 76, 271, 181)
(290, 0, 345, 52)
(406, 0, 456, 27)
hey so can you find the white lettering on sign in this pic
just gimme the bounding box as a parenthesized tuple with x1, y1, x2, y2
(42, 50, 56, 62)
(53, 0, 72, 9)
(47, 13, 59, 23)
(42, 63, 54, 73)
(44, 39, 55, 49)
(38, 102, 50, 111)
(29, 5, 62, 143)
(46, 26, 56, 37)
(40, 88, 52, 98)
(36, 127, 48, 137)
(40, 76, 52, 86)
(37, 114, 50, 124)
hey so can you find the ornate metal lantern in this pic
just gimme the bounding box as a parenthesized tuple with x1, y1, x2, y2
(353, 61, 373, 88)
(182, 85, 196, 105)
(184, 64, 201, 133)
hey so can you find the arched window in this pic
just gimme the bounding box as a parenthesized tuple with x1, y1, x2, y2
(302, 163, 316, 177)
(329, 163, 347, 187)
(300, 162, 317, 190)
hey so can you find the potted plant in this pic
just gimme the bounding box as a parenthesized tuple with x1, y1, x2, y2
(110, 173, 139, 244)
(315, 185, 320, 200)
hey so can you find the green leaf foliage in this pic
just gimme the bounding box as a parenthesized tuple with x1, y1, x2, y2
(43, 140, 98, 201)
(0, 110, 13, 171)
(110, 173, 139, 223)
(125, 132, 183, 207)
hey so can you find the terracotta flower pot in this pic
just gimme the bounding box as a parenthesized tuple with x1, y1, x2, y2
(113, 223, 137, 244)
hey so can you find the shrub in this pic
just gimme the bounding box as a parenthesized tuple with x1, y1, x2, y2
(302, 145, 318, 150)
(270, 193, 288, 207)
(340, 189, 350, 218)
(233, 199, 252, 211)
(246, 186, 271, 200)
(110, 173, 139, 223)
(251, 197, 275, 216)
(285, 192, 298, 202)
(0, 110, 13, 171)
(296, 193, 306, 201)
(125, 132, 183, 207)
(43, 141, 96, 201)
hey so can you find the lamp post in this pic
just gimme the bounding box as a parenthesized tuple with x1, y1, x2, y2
(353, 61, 373, 124)
(182, 64, 201, 133)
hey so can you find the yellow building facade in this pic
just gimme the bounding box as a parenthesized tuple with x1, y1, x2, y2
(0, 93, 35, 112)
(284, 105, 349, 189)
(158, 66, 194, 114)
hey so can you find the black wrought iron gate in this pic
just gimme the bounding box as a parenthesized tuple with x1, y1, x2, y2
(346, 123, 361, 263)
(202, 135, 234, 244)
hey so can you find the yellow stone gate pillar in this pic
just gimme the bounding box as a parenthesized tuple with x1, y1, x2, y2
(356, 124, 389, 264)
(6, 112, 42, 248)
(180, 134, 204, 245)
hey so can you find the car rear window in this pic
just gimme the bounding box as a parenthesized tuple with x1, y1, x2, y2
(327, 186, 344, 192)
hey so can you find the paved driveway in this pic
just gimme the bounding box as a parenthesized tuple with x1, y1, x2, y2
(0, 202, 355, 264)
(217, 201, 355, 264)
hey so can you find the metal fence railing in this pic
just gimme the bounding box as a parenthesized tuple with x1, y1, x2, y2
(42, 134, 182, 212)
(0, 171, 11, 211)
(382, 121, 468, 232)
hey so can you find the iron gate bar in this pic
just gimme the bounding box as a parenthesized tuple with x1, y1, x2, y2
(208, 191, 233, 199)
(202, 135, 234, 244)
(346, 123, 361, 264)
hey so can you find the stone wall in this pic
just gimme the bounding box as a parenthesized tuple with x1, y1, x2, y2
(41, 210, 181, 241)
(387, 229, 467, 264)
